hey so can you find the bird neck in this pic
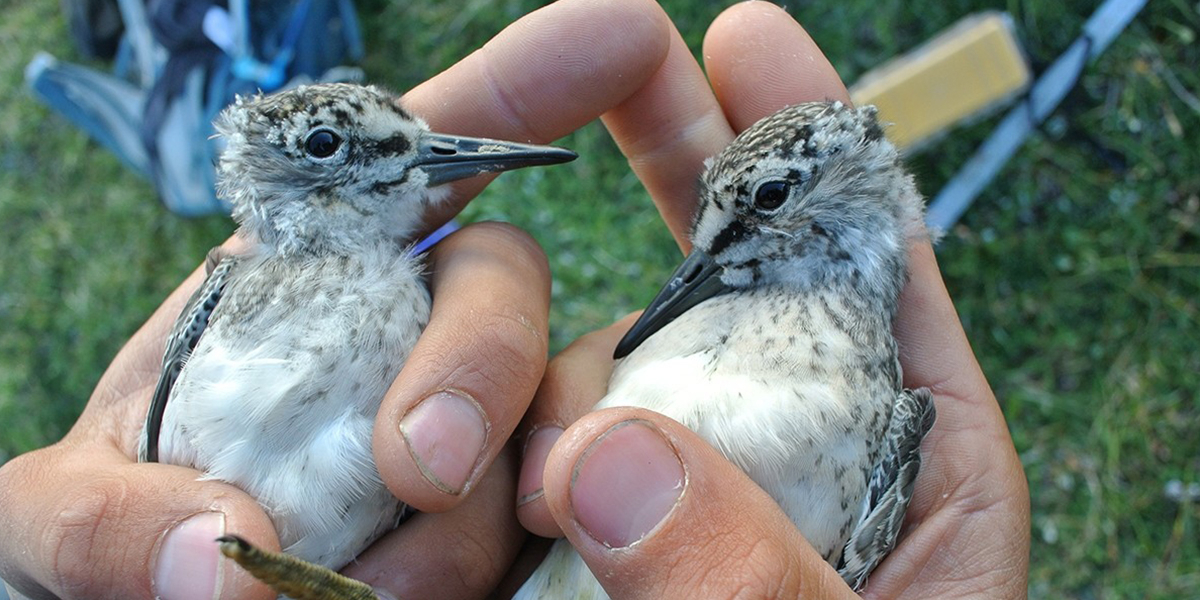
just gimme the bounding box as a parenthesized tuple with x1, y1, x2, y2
(770, 278, 900, 328)
(756, 241, 907, 323)
(235, 195, 422, 259)
(239, 221, 411, 260)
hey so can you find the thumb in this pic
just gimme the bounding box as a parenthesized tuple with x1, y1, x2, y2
(0, 442, 277, 600)
(541, 407, 858, 600)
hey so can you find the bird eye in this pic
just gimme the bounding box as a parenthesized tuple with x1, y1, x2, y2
(304, 129, 341, 159)
(753, 181, 790, 211)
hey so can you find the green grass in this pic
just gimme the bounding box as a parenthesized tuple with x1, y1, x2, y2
(2, 0, 1198, 596)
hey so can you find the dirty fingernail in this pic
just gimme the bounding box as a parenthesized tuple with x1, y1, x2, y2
(400, 390, 488, 495)
(518, 425, 564, 505)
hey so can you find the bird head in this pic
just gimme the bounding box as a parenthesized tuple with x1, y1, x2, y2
(614, 102, 925, 358)
(214, 83, 576, 256)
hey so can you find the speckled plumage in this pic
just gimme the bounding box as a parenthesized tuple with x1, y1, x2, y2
(136, 83, 576, 590)
(517, 102, 935, 598)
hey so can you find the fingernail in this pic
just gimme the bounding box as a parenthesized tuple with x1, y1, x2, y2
(399, 389, 488, 495)
(570, 420, 685, 549)
(154, 512, 225, 600)
(517, 426, 564, 505)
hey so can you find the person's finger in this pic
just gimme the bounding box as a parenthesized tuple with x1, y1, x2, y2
(863, 242, 1031, 598)
(343, 444, 525, 600)
(540, 408, 859, 600)
(892, 243, 996, 406)
(511, 0, 719, 529)
(702, 1, 850, 131)
(0, 444, 277, 600)
(598, 17, 734, 248)
(374, 223, 550, 512)
(514, 315, 637, 538)
(400, 0, 673, 232)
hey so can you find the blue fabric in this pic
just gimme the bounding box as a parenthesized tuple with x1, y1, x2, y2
(27, 0, 365, 216)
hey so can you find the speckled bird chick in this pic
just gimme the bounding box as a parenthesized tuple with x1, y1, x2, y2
(517, 102, 935, 598)
(137, 83, 574, 590)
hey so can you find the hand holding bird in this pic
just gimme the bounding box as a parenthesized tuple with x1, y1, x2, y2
(0, 3, 1030, 600)
(510, 3, 1029, 599)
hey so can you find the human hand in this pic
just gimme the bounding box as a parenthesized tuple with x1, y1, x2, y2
(0, 1, 675, 598)
(0, 223, 544, 600)
(513, 2, 1031, 598)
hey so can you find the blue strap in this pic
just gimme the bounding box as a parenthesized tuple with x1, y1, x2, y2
(926, 0, 1147, 232)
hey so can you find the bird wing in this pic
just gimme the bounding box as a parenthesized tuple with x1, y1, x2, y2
(138, 248, 240, 463)
(837, 386, 936, 590)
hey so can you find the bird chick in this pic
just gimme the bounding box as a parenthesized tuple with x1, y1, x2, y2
(516, 102, 935, 598)
(138, 83, 575, 598)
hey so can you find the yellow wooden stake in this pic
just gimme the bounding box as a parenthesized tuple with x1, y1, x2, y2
(850, 12, 1030, 151)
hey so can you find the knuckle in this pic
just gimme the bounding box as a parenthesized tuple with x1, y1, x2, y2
(532, 350, 604, 422)
(537, 354, 576, 398)
(691, 531, 800, 600)
(735, 537, 804, 599)
(466, 222, 551, 288)
(476, 59, 549, 144)
(467, 310, 548, 392)
(482, 223, 552, 290)
(446, 526, 504, 593)
(465, 220, 537, 251)
(41, 477, 137, 598)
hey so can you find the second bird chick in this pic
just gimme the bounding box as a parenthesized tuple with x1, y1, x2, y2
(516, 101, 935, 598)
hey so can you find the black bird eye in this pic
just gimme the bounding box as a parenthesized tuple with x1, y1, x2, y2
(753, 181, 790, 211)
(305, 129, 341, 158)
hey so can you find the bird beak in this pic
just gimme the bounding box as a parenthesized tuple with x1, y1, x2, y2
(416, 132, 577, 186)
(613, 249, 733, 359)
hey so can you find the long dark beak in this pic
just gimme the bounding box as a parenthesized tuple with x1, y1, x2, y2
(416, 132, 577, 186)
(613, 250, 733, 359)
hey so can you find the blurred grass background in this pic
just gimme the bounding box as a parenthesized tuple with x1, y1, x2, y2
(1, 0, 1197, 596)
